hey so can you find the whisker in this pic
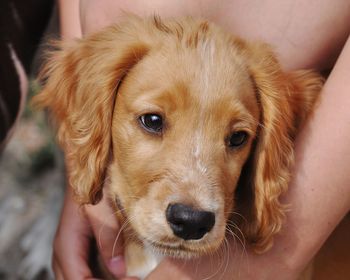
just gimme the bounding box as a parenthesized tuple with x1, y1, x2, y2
(226, 221, 246, 252)
(95, 204, 131, 252)
(224, 210, 248, 224)
(111, 215, 136, 258)
(199, 240, 225, 280)
(225, 221, 250, 279)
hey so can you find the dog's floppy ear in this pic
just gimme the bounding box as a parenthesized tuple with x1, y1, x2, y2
(240, 42, 323, 252)
(33, 18, 155, 204)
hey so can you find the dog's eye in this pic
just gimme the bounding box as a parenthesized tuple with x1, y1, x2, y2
(228, 131, 248, 148)
(139, 114, 163, 134)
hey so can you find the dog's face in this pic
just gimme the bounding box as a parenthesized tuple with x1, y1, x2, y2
(111, 42, 259, 256)
(34, 16, 322, 256)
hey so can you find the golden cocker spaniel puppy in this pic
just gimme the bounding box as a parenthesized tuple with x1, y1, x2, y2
(34, 16, 323, 278)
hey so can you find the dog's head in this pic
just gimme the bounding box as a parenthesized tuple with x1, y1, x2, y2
(34, 16, 322, 256)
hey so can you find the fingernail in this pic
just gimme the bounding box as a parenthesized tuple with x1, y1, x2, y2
(107, 255, 126, 277)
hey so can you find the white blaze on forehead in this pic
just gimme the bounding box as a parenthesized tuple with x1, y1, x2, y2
(172, 38, 220, 213)
(199, 38, 215, 97)
(201, 38, 215, 64)
(193, 38, 216, 175)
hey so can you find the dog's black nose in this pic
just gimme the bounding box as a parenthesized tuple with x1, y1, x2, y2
(166, 203, 215, 240)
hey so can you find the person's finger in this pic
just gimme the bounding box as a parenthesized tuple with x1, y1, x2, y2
(52, 258, 64, 280)
(53, 187, 95, 279)
(84, 190, 126, 277)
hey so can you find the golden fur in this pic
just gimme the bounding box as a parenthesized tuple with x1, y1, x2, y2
(33, 16, 323, 275)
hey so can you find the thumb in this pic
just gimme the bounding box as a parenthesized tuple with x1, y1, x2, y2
(85, 192, 126, 278)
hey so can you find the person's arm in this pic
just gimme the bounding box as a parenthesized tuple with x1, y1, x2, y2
(144, 35, 350, 280)
(275, 34, 350, 274)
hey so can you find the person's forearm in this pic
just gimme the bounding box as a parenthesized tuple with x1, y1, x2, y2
(57, 0, 82, 39)
(271, 35, 350, 273)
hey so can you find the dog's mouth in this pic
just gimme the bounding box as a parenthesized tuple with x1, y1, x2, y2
(141, 235, 222, 259)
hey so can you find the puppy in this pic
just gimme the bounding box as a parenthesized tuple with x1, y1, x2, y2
(33, 16, 323, 278)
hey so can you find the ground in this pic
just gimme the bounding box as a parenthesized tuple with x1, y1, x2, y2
(0, 82, 64, 280)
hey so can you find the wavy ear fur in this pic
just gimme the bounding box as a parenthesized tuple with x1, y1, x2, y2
(33, 17, 158, 204)
(239, 42, 324, 252)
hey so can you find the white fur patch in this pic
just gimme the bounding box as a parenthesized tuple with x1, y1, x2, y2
(127, 244, 163, 279)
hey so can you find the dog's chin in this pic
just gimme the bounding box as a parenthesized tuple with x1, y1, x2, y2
(142, 237, 222, 259)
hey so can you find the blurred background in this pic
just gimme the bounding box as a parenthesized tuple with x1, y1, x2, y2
(0, 1, 63, 279)
(0, 82, 64, 280)
(1, 2, 349, 280)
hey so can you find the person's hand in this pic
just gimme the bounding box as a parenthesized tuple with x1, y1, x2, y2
(52, 187, 137, 279)
(145, 236, 300, 280)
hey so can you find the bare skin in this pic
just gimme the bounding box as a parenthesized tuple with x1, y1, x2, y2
(53, 0, 350, 279)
